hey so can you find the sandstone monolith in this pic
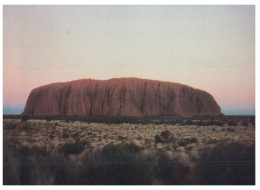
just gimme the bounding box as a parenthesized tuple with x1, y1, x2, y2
(22, 78, 222, 117)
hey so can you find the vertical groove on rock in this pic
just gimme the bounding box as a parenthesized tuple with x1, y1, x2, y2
(140, 82, 147, 113)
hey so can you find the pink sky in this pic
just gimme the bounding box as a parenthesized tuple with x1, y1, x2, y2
(3, 5, 255, 115)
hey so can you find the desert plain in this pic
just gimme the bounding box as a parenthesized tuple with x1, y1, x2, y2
(3, 116, 255, 185)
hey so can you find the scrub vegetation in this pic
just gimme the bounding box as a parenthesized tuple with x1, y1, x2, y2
(3, 116, 255, 185)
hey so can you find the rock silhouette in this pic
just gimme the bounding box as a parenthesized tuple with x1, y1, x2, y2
(22, 78, 222, 117)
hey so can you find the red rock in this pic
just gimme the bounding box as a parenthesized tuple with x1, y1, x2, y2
(22, 78, 222, 117)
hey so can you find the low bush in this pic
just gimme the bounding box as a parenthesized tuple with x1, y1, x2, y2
(46, 116, 53, 122)
(242, 121, 248, 127)
(3, 145, 67, 185)
(21, 116, 28, 123)
(160, 130, 171, 139)
(154, 135, 162, 143)
(178, 138, 197, 147)
(227, 120, 238, 126)
(184, 120, 194, 125)
(154, 151, 192, 185)
(3, 141, 255, 185)
(154, 130, 175, 143)
(59, 141, 88, 156)
(72, 133, 79, 138)
(194, 142, 255, 185)
(227, 127, 235, 132)
(82, 143, 155, 185)
(250, 117, 255, 126)
(196, 120, 224, 126)
(62, 133, 69, 138)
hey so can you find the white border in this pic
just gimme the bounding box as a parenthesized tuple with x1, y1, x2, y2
(0, 0, 258, 5)
(1, 1, 258, 189)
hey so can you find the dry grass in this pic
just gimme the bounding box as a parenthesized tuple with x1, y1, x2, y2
(3, 118, 255, 185)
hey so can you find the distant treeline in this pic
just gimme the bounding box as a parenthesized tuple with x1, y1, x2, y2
(3, 114, 255, 126)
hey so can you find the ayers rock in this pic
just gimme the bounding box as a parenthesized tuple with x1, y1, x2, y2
(22, 78, 222, 117)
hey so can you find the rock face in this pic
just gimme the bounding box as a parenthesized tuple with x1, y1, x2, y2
(22, 78, 222, 117)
